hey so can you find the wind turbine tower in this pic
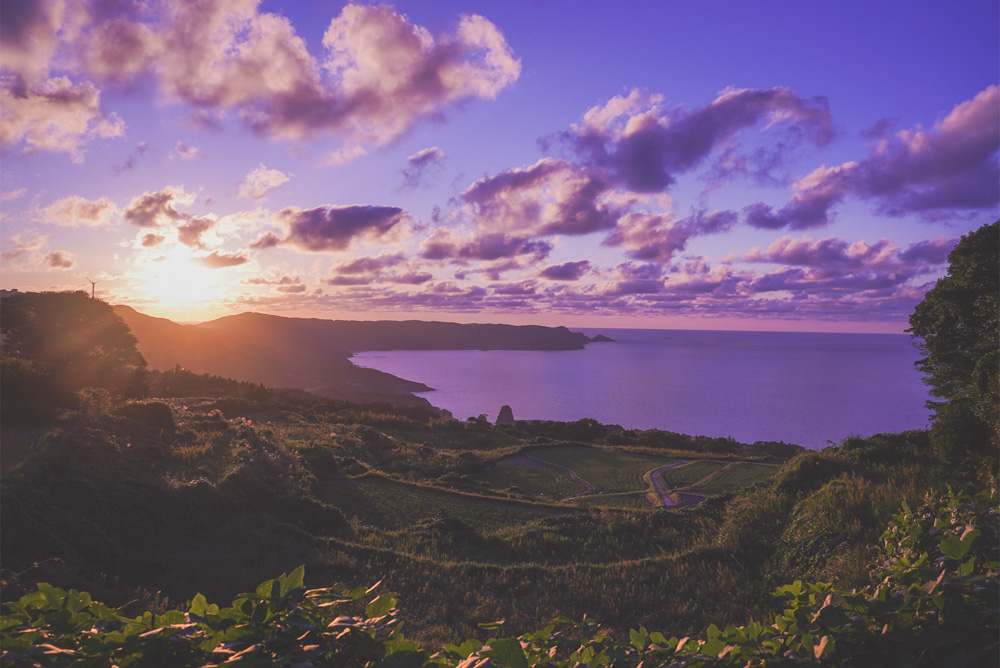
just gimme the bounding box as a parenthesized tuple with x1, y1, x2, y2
(86, 277, 98, 299)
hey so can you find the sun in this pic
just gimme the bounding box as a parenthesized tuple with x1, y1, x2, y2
(131, 248, 233, 319)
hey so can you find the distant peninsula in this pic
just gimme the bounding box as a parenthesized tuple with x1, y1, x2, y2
(113, 307, 610, 406)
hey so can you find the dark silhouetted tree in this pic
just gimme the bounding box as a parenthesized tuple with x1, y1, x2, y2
(908, 221, 999, 460)
(1, 291, 148, 422)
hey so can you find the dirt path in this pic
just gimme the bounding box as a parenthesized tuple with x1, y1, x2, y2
(523, 455, 597, 500)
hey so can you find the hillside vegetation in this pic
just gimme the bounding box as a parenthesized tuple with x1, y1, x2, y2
(1, 223, 997, 665)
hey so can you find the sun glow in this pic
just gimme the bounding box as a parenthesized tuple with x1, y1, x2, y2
(132, 250, 231, 314)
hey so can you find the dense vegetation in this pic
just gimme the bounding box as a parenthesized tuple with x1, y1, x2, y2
(1, 221, 996, 664)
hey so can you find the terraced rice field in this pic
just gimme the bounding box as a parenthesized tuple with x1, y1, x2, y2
(529, 446, 680, 494)
(685, 462, 782, 495)
(570, 492, 654, 509)
(655, 460, 728, 488)
(323, 473, 574, 529)
(477, 455, 586, 500)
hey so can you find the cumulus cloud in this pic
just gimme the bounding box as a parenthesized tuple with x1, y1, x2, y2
(43, 195, 118, 227)
(400, 146, 444, 189)
(552, 86, 833, 193)
(744, 85, 1000, 229)
(176, 217, 216, 248)
(45, 250, 75, 268)
(141, 233, 165, 247)
(462, 158, 621, 236)
(194, 251, 248, 268)
(335, 251, 406, 274)
(248, 231, 282, 249)
(238, 163, 291, 202)
(419, 228, 553, 263)
(0, 76, 125, 161)
(539, 260, 591, 281)
(123, 186, 193, 227)
(0, 2, 520, 158)
(278, 204, 407, 251)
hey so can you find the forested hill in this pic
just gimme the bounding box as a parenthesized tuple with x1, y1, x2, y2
(197, 311, 595, 352)
(112, 307, 599, 404)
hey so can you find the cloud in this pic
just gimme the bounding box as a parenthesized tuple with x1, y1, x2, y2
(248, 231, 282, 249)
(123, 186, 193, 227)
(243, 275, 302, 286)
(238, 163, 291, 202)
(0, 76, 125, 161)
(172, 141, 201, 160)
(194, 251, 248, 268)
(419, 228, 553, 263)
(334, 251, 406, 274)
(1, 233, 46, 261)
(1, 188, 27, 202)
(276, 283, 307, 293)
(744, 85, 1000, 229)
(45, 250, 75, 268)
(278, 204, 407, 251)
(553, 86, 833, 193)
(43, 195, 118, 227)
(113, 141, 148, 173)
(141, 233, 165, 247)
(176, 217, 216, 248)
(322, 6, 520, 144)
(462, 158, 621, 236)
(539, 260, 591, 281)
(400, 146, 444, 189)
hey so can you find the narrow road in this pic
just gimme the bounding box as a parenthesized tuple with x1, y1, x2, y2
(646, 460, 691, 507)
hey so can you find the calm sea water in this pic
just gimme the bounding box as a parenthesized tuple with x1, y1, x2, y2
(351, 329, 932, 450)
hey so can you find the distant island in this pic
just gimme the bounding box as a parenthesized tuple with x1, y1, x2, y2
(113, 306, 613, 406)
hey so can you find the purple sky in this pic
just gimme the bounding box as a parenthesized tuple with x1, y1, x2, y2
(1, 1, 997, 332)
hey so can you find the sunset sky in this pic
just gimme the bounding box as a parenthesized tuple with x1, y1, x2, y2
(1, 1, 997, 332)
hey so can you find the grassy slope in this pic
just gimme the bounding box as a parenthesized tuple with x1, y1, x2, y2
(0, 391, 979, 647)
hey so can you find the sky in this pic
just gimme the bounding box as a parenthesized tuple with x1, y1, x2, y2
(1, 1, 997, 332)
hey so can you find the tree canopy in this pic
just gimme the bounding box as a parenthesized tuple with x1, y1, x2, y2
(1, 291, 148, 421)
(908, 220, 999, 457)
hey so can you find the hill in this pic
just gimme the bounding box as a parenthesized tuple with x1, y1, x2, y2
(113, 306, 601, 405)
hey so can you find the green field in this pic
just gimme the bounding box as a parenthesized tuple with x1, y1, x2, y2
(475, 457, 586, 499)
(571, 492, 655, 509)
(320, 473, 574, 530)
(529, 446, 679, 494)
(685, 462, 782, 495)
(656, 460, 728, 488)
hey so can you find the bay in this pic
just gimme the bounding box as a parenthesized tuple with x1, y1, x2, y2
(351, 328, 932, 450)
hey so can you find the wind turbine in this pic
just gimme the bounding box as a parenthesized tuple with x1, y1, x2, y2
(86, 277, 98, 299)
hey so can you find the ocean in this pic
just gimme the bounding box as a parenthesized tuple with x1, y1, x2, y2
(350, 328, 932, 450)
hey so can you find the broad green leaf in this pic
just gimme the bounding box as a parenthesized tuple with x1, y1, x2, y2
(629, 627, 648, 651)
(487, 637, 529, 668)
(190, 593, 209, 617)
(365, 593, 396, 619)
(957, 557, 975, 576)
(280, 566, 305, 597)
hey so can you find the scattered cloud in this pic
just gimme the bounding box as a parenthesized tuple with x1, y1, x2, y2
(176, 217, 216, 248)
(43, 195, 118, 227)
(172, 141, 201, 160)
(1, 188, 27, 202)
(45, 250, 75, 268)
(123, 186, 193, 227)
(113, 141, 148, 173)
(539, 260, 591, 281)
(1, 233, 47, 261)
(400, 146, 445, 189)
(744, 85, 1000, 229)
(278, 204, 408, 252)
(0, 76, 125, 161)
(238, 163, 291, 202)
(194, 251, 248, 268)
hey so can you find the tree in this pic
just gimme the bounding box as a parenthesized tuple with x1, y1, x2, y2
(908, 221, 999, 459)
(1, 291, 148, 421)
